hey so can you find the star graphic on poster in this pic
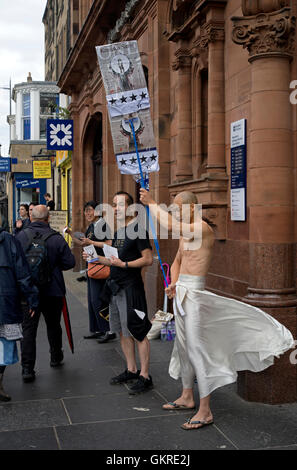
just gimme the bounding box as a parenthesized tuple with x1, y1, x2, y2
(119, 158, 126, 165)
(140, 91, 147, 99)
(130, 157, 137, 164)
(130, 93, 137, 101)
(109, 97, 117, 105)
(140, 156, 147, 163)
(120, 95, 127, 103)
(150, 154, 157, 162)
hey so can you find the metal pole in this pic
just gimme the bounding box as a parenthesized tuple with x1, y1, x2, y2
(128, 118, 169, 288)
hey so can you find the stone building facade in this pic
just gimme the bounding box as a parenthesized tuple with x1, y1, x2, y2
(57, 0, 297, 404)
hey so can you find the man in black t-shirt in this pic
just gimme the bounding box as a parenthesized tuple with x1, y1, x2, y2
(93, 191, 154, 394)
(44, 193, 55, 211)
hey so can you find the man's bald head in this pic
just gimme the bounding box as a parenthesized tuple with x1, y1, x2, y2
(174, 191, 198, 205)
(31, 205, 50, 223)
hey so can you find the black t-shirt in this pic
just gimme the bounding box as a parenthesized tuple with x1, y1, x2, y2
(47, 200, 55, 211)
(110, 223, 152, 288)
(85, 218, 111, 256)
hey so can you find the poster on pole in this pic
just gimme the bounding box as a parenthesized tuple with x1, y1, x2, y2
(95, 41, 159, 178)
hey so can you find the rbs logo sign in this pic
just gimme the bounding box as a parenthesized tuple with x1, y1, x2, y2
(47, 119, 73, 151)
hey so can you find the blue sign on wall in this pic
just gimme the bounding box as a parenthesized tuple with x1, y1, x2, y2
(47, 119, 73, 151)
(15, 178, 40, 189)
(0, 158, 11, 172)
(230, 119, 247, 221)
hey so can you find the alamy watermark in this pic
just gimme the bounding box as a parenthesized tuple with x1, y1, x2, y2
(289, 81, 297, 104)
(92, 202, 203, 250)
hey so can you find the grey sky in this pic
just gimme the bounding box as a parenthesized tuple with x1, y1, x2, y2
(0, 0, 46, 157)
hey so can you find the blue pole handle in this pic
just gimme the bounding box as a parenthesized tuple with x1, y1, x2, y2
(128, 119, 168, 288)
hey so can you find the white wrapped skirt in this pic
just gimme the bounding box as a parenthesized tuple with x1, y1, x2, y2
(169, 274, 295, 398)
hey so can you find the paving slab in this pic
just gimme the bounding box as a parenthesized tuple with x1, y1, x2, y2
(0, 427, 59, 450)
(210, 400, 297, 450)
(63, 390, 171, 424)
(55, 415, 236, 450)
(0, 399, 69, 432)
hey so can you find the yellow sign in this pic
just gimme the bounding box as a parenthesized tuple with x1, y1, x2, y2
(56, 151, 68, 167)
(33, 160, 52, 179)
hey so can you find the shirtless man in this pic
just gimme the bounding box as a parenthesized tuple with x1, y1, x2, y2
(140, 189, 215, 429)
(140, 188, 294, 431)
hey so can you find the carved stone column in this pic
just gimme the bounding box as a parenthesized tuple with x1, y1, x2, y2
(197, 21, 226, 175)
(69, 99, 83, 271)
(232, 6, 297, 404)
(172, 48, 193, 181)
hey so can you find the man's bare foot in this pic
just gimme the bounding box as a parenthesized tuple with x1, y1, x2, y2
(181, 411, 213, 430)
(163, 398, 195, 410)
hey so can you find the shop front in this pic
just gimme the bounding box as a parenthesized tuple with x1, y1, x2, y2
(13, 173, 47, 223)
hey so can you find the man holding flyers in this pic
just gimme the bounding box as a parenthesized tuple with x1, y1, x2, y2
(83, 191, 153, 394)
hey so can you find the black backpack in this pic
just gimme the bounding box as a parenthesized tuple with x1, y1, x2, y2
(23, 229, 59, 288)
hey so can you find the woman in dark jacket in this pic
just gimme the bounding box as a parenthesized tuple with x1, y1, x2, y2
(0, 227, 38, 401)
(13, 203, 30, 235)
(80, 201, 116, 342)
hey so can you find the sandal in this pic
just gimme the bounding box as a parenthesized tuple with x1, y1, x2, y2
(181, 417, 214, 430)
(163, 401, 195, 410)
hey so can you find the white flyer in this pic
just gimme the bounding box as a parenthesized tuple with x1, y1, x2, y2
(83, 245, 98, 261)
(134, 309, 146, 320)
(103, 244, 119, 259)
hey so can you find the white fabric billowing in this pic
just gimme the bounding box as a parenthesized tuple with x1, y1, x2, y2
(169, 274, 295, 398)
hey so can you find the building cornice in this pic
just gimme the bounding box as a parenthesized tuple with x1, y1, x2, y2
(57, 0, 126, 95)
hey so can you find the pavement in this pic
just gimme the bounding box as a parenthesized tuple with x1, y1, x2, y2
(1, 270, 297, 452)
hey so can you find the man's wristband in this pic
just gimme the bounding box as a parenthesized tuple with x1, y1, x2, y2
(125, 261, 129, 269)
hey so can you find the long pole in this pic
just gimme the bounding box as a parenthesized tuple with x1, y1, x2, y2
(0, 80, 12, 147)
(128, 118, 169, 288)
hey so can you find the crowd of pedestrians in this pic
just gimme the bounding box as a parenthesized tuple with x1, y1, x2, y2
(0, 190, 155, 400)
(0, 189, 295, 433)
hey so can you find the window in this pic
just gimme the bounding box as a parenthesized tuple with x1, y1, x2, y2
(40, 92, 59, 139)
(22, 93, 30, 140)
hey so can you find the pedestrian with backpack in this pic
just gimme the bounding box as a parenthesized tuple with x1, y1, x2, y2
(16, 205, 75, 382)
(0, 226, 38, 401)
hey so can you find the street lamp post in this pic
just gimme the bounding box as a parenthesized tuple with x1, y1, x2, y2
(0, 78, 12, 115)
(0, 79, 12, 154)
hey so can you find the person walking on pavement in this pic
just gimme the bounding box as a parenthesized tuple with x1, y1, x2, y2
(16, 205, 75, 382)
(0, 226, 38, 400)
(28, 202, 37, 221)
(67, 201, 114, 341)
(84, 191, 154, 394)
(80, 201, 115, 343)
(140, 188, 295, 430)
(13, 203, 30, 235)
(44, 193, 55, 211)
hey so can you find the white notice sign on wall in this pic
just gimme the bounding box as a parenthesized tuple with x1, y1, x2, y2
(231, 188, 245, 221)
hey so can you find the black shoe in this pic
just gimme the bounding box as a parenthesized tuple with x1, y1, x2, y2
(110, 369, 140, 385)
(50, 351, 64, 368)
(97, 332, 116, 344)
(84, 332, 104, 339)
(22, 368, 36, 383)
(128, 375, 153, 395)
(77, 276, 87, 282)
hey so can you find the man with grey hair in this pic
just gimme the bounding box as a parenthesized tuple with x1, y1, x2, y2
(16, 205, 75, 382)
